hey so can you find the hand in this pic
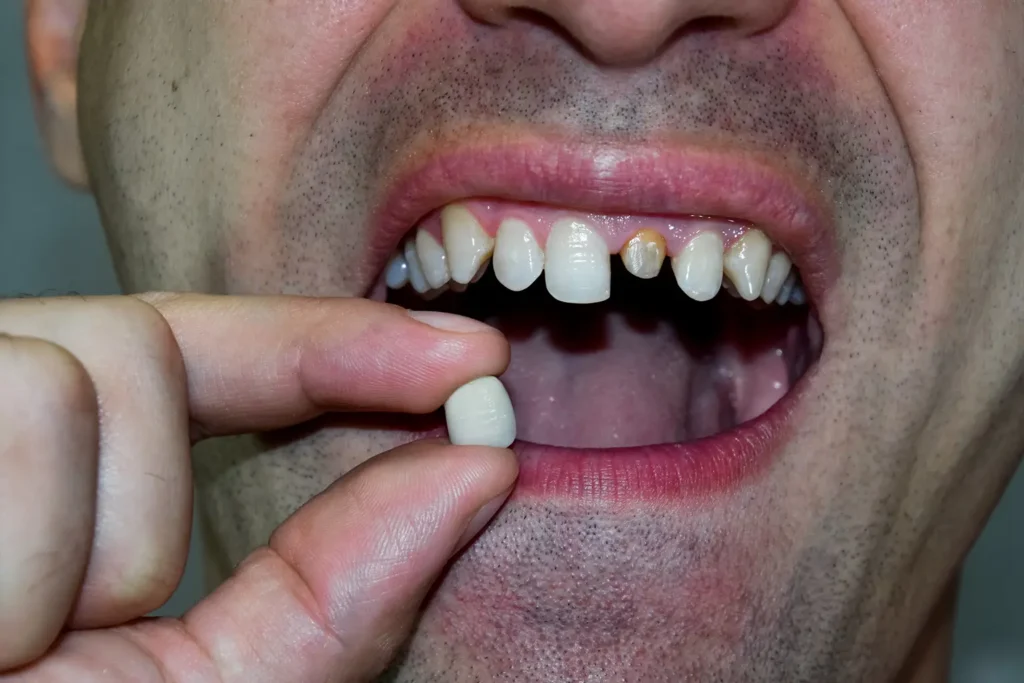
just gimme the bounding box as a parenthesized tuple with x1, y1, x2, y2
(0, 293, 517, 681)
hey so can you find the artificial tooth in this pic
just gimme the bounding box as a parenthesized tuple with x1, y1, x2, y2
(760, 252, 793, 304)
(415, 230, 451, 290)
(493, 218, 544, 291)
(445, 376, 517, 448)
(776, 271, 797, 305)
(671, 232, 724, 302)
(441, 205, 494, 284)
(403, 238, 430, 293)
(620, 229, 666, 279)
(723, 229, 771, 301)
(385, 251, 410, 289)
(545, 218, 611, 304)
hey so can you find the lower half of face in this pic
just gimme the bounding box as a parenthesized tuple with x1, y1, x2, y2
(81, 0, 1024, 681)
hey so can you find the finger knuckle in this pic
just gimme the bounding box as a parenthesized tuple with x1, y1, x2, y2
(97, 297, 186, 384)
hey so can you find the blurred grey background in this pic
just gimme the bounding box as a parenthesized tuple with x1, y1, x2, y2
(2, 3, 1021, 680)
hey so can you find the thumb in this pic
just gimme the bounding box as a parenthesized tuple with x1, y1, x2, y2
(8, 441, 517, 683)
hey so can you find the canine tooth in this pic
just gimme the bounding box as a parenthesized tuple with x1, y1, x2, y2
(403, 239, 430, 293)
(493, 218, 544, 291)
(416, 230, 451, 289)
(445, 376, 516, 448)
(671, 232, 724, 302)
(545, 218, 611, 304)
(724, 230, 771, 301)
(761, 252, 792, 304)
(620, 229, 666, 279)
(471, 260, 490, 283)
(442, 205, 494, 285)
(385, 251, 410, 289)
(776, 271, 797, 305)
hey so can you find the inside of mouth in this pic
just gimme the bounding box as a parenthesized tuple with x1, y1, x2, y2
(388, 260, 822, 449)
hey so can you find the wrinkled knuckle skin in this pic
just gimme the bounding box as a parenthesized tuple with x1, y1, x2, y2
(105, 296, 187, 386)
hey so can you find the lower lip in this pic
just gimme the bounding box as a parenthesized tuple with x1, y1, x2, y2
(510, 377, 803, 502)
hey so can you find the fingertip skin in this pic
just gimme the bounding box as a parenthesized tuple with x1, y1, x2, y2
(0, 335, 99, 671)
(139, 440, 516, 683)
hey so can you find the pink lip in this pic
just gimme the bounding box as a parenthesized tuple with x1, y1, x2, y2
(373, 133, 835, 501)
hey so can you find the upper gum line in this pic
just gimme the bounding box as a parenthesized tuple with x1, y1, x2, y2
(416, 199, 773, 255)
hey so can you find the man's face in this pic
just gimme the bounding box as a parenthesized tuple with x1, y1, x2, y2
(75, 1, 1024, 680)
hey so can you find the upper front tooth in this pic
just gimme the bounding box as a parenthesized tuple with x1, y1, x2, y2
(545, 218, 611, 304)
(403, 238, 430, 293)
(672, 232, 724, 302)
(441, 205, 494, 285)
(385, 251, 410, 289)
(724, 230, 771, 301)
(415, 230, 451, 289)
(760, 252, 792, 304)
(620, 229, 666, 279)
(493, 218, 544, 291)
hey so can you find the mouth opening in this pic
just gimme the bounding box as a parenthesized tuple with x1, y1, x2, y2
(386, 225, 823, 451)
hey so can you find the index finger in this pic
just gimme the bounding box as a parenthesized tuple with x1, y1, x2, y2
(142, 293, 509, 438)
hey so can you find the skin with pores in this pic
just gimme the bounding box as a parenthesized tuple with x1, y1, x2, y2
(14, 0, 1024, 681)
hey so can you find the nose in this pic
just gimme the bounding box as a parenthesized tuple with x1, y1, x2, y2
(460, 0, 796, 65)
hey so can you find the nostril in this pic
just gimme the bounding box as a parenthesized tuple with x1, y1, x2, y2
(505, 7, 679, 66)
(683, 16, 741, 36)
(461, 0, 796, 66)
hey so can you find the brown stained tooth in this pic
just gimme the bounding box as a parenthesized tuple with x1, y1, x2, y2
(620, 229, 667, 279)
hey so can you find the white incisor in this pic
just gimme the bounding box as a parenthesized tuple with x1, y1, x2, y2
(444, 376, 517, 448)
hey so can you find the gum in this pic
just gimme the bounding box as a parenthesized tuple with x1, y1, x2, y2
(416, 199, 756, 255)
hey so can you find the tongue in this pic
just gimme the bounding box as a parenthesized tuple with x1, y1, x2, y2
(492, 304, 791, 449)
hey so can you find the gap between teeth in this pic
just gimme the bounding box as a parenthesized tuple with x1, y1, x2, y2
(387, 205, 807, 305)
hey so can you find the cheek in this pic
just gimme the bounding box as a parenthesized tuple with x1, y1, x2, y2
(230, 0, 400, 136)
(840, 0, 1024, 206)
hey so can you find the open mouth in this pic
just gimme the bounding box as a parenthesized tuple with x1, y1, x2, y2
(371, 144, 831, 500)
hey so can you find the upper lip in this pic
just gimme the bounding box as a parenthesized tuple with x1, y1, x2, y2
(370, 130, 839, 306)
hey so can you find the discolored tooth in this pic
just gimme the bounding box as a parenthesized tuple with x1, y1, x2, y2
(545, 218, 611, 304)
(672, 232, 724, 302)
(776, 271, 797, 305)
(403, 238, 430, 293)
(789, 281, 807, 306)
(620, 229, 666, 279)
(493, 218, 544, 291)
(724, 229, 771, 301)
(760, 252, 793, 304)
(442, 205, 494, 285)
(385, 251, 410, 289)
(445, 376, 516, 448)
(415, 230, 451, 289)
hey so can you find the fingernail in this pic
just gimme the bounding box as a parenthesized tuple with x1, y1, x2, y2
(408, 310, 496, 334)
(456, 486, 514, 551)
